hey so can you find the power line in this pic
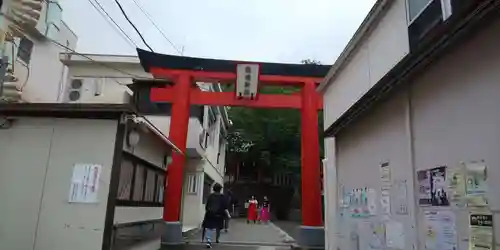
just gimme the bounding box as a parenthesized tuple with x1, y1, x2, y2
(129, 0, 182, 55)
(113, 0, 154, 52)
(87, 0, 138, 49)
(86, 0, 138, 49)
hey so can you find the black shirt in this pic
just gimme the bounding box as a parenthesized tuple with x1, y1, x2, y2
(205, 193, 228, 215)
(262, 200, 269, 208)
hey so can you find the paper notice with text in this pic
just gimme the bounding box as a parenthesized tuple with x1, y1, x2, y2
(68, 163, 102, 203)
(469, 213, 494, 250)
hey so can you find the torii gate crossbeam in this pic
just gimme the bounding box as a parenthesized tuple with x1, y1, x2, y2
(136, 49, 329, 248)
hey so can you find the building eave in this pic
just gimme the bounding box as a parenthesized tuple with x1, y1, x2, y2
(131, 115, 183, 155)
(317, 0, 391, 92)
(324, 0, 500, 137)
(0, 103, 135, 119)
(59, 52, 140, 66)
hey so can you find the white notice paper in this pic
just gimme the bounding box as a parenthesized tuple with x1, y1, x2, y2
(424, 210, 457, 250)
(367, 188, 378, 216)
(386, 220, 405, 249)
(68, 163, 102, 203)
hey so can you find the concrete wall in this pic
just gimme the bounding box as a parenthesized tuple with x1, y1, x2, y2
(0, 118, 117, 250)
(322, 0, 409, 127)
(324, 17, 500, 250)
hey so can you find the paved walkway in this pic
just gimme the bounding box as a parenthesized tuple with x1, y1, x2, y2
(271, 220, 300, 241)
(185, 219, 296, 247)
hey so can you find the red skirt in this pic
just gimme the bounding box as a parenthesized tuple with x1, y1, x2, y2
(247, 203, 258, 221)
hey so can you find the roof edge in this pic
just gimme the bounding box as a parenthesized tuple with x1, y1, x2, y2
(133, 116, 183, 155)
(318, 0, 392, 92)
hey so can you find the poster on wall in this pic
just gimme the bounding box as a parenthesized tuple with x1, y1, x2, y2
(430, 166, 449, 206)
(351, 187, 376, 218)
(418, 169, 432, 206)
(385, 220, 405, 250)
(380, 190, 391, 217)
(447, 166, 466, 208)
(367, 188, 378, 216)
(469, 213, 494, 250)
(418, 166, 449, 206)
(68, 163, 102, 203)
(358, 221, 386, 250)
(380, 162, 391, 190)
(464, 162, 488, 207)
(380, 162, 391, 219)
(423, 210, 458, 250)
(393, 180, 409, 215)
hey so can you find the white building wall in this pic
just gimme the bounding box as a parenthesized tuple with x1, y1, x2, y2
(13, 21, 78, 103)
(0, 118, 117, 250)
(323, 0, 409, 128)
(60, 57, 228, 231)
(182, 159, 205, 229)
(325, 16, 500, 250)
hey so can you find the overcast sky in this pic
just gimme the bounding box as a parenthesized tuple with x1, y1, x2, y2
(60, 0, 376, 64)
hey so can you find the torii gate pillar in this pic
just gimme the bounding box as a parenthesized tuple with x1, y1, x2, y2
(298, 81, 324, 246)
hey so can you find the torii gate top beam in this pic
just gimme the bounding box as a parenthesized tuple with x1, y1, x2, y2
(137, 49, 330, 86)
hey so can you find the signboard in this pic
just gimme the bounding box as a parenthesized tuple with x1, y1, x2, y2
(236, 64, 259, 99)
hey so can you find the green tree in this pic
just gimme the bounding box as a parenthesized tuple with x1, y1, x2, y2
(226, 59, 324, 178)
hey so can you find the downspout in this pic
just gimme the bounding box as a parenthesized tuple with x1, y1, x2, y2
(323, 137, 337, 250)
(405, 86, 420, 250)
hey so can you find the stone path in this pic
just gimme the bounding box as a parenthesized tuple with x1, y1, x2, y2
(271, 220, 301, 241)
(185, 219, 295, 247)
(160, 245, 291, 250)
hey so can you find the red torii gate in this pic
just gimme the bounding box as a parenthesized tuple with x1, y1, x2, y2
(136, 49, 329, 248)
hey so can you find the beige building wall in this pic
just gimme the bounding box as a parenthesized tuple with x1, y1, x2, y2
(0, 118, 118, 250)
(324, 16, 500, 250)
(322, 0, 409, 127)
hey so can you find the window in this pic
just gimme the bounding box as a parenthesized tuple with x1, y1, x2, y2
(116, 152, 166, 207)
(186, 174, 198, 194)
(202, 174, 214, 204)
(208, 107, 216, 128)
(407, 0, 432, 22)
(217, 136, 224, 164)
(17, 37, 34, 64)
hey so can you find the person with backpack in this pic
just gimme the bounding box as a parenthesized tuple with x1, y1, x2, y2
(202, 183, 229, 248)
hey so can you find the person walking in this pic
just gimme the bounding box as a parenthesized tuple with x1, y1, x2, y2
(260, 196, 271, 224)
(202, 183, 229, 248)
(223, 189, 233, 232)
(246, 196, 258, 223)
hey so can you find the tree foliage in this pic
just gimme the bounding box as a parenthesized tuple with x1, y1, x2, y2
(226, 59, 324, 176)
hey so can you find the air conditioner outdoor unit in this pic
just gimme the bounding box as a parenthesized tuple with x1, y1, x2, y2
(62, 77, 131, 104)
(63, 78, 84, 103)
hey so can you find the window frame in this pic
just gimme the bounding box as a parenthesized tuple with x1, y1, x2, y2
(406, 0, 434, 25)
(186, 174, 198, 194)
(116, 151, 167, 207)
(17, 36, 34, 64)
